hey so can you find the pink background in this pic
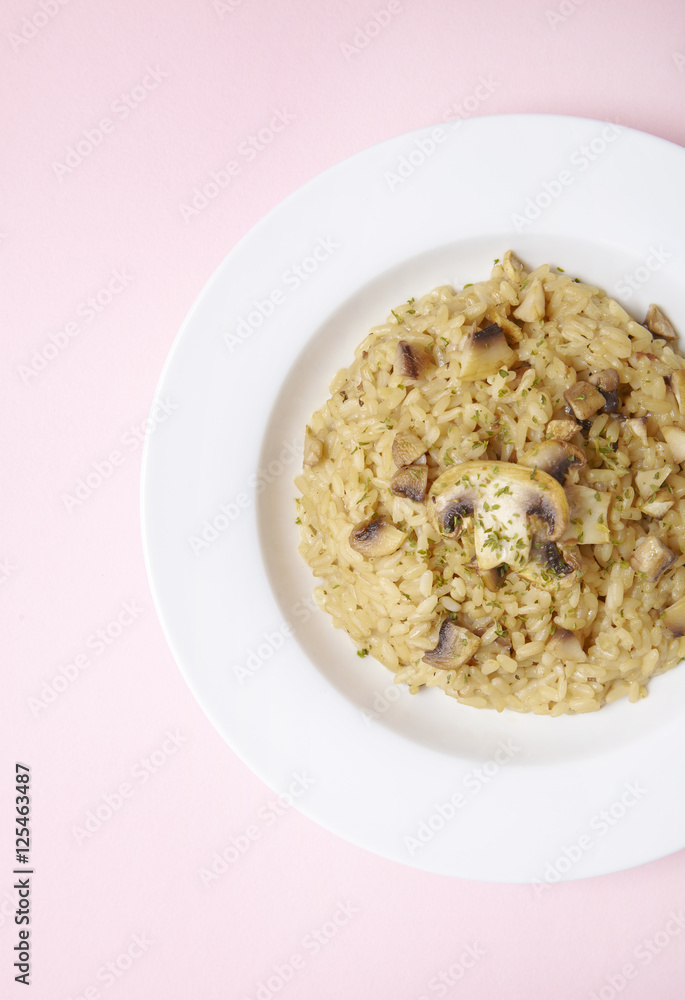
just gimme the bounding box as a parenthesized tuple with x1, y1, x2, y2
(4, 0, 685, 997)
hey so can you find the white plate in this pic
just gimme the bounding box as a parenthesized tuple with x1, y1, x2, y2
(142, 114, 685, 882)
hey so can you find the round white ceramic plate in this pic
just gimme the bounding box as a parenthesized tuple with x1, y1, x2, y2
(142, 114, 685, 882)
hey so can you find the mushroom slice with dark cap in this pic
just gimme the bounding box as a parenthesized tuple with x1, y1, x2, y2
(394, 340, 433, 379)
(428, 461, 569, 571)
(663, 596, 685, 637)
(392, 431, 427, 468)
(390, 465, 428, 503)
(485, 305, 525, 343)
(563, 381, 606, 420)
(645, 304, 677, 340)
(519, 440, 586, 485)
(589, 368, 620, 413)
(349, 517, 406, 558)
(629, 537, 677, 582)
(478, 564, 507, 592)
(517, 541, 580, 589)
(547, 627, 586, 662)
(459, 323, 515, 380)
(423, 618, 481, 669)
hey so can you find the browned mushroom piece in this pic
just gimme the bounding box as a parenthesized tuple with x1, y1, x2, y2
(589, 368, 620, 413)
(645, 304, 677, 340)
(394, 340, 433, 379)
(563, 381, 606, 421)
(390, 465, 428, 503)
(547, 627, 586, 662)
(477, 565, 506, 592)
(629, 537, 677, 581)
(459, 323, 515, 380)
(589, 369, 620, 392)
(519, 440, 586, 485)
(423, 618, 481, 669)
(662, 596, 685, 637)
(392, 431, 427, 468)
(349, 517, 406, 558)
(546, 418, 579, 442)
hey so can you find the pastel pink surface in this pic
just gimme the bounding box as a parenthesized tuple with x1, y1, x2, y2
(4, 1, 685, 998)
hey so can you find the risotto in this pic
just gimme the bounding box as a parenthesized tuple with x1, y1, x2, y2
(295, 252, 685, 714)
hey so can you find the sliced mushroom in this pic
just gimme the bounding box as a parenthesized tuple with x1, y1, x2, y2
(548, 627, 586, 662)
(349, 517, 406, 558)
(428, 461, 569, 571)
(662, 425, 685, 464)
(459, 323, 515, 381)
(392, 431, 427, 468)
(423, 618, 480, 669)
(485, 305, 524, 343)
(519, 440, 586, 485)
(303, 427, 323, 467)
(563, 381, 606, 420)
(670, 371, 685, 413)
(478, 565, 506, 592)
(624, 417, 648, 445)
(645, 304, 677, 340)
(589, 369, 620, 392)
(662, 596, 685, 637)
(546, 418, 579, 442)
(390, 465, 428, 503)
(513, 278, 545, 323)
(517, 541, 580, 589)
(563, 485, 611, 545)
(640, 492, 674, 519)
(630, 536, 677, 581)
(502, 249, 527, 284)
(589, 368, 620, 413)
(394, 340, 433, 379)
(635, 467, 671, 500)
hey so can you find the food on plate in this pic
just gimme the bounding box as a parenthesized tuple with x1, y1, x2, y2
(295, 252, 685, 714)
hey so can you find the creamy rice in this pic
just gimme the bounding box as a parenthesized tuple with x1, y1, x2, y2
(295, 252, 685, 714)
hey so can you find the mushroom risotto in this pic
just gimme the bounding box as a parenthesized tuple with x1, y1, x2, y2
(295, 252, 685, 714)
